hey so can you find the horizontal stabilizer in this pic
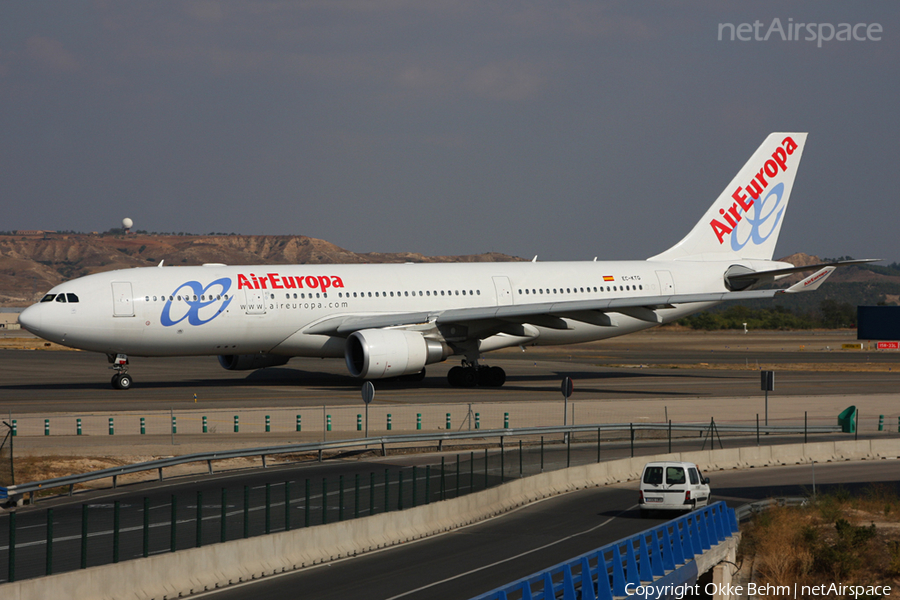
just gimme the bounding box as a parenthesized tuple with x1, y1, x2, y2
(726, 258, 880, 283)
(783, 266, 836, 293)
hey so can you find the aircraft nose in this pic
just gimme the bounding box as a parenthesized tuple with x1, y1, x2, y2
(18, 305, 41, 333)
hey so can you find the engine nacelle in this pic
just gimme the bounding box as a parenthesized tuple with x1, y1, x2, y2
(345, 329, 450, 379)
(218, 354, 291, 371)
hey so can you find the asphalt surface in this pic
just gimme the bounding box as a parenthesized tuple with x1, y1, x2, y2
(1, 330, 899, 414)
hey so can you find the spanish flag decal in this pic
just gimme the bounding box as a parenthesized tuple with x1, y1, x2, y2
(603, 275, 615, 282)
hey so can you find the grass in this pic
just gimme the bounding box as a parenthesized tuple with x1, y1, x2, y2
(739, 486, 900, 598)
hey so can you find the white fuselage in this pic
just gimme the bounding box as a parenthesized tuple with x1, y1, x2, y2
(19, 258, 772, 359)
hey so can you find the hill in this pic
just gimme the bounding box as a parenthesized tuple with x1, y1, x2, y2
(0, 232, 524, 306)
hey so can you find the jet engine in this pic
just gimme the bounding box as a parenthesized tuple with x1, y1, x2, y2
(218, 354, 291, 371)
(345, 329, 451, 379)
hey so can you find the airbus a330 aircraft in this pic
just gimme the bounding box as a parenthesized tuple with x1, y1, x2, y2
(18, 132, 870, 389)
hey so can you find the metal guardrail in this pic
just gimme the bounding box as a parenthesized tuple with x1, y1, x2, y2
(470, 501, 739, 600)
(0, 422, 841, 503)
(734, 497, 809, 521)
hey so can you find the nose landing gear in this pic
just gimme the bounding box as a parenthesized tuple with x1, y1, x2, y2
(108, 354, 133, 390)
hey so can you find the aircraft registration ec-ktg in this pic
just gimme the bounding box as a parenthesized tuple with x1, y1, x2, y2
(18, 133, 873, 389)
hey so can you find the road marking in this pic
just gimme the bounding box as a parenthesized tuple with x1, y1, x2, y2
(382, 504, 637, 600)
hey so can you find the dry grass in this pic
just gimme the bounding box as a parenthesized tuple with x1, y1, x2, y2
(0, 337, 74, 351)
(740, 486, 900, 598)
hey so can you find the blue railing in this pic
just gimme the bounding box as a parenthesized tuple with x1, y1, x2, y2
(470, 501, 739, 600)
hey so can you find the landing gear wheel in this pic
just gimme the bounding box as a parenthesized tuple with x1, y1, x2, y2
(448, 366, 464, 387)
(447, 364, 505, 387)
(111, 373, 132, 390)
(117, 373, 133, 389)
(461, 367, 477, 387)
(487, 366, 506, 387)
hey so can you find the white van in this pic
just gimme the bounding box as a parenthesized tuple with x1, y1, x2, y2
(638, 461, 710, 517)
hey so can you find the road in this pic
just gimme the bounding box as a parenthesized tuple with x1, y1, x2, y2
(194, 461, 900, 600)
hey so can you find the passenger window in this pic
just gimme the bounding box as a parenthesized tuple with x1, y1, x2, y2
(666, 467, 686, 485)
(441, 291, 445, 296)
(643, 467, 663, 485)
(390, 292, 394, 297)
(689, 468, 699, 485)
(55, 294, 67, 303)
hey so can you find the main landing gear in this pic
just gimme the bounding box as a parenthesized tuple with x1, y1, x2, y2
(447, 360, 506, 388)
(108, 353, 133, 390)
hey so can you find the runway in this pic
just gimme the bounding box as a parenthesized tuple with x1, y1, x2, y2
(1, 330, 898, 415)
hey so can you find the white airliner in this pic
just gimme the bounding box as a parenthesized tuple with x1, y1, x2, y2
(18, 133, 869, 389)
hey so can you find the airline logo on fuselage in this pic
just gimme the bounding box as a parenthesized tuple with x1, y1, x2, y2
(161, 277, 233, 326)
(237, 273, 345, 292)
(160, 273, 347, 327)
(710, 136, 799, 250)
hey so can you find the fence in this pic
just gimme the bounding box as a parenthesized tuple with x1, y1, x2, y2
(3, 399, 878, 438)
(0, 449, 508, 583)
(469, 501, 739, 600)
(0, 421, 847, 584)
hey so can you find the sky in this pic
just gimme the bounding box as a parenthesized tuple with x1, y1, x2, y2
(1, 1, 898, 262)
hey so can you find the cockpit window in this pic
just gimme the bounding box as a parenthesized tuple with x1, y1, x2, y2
(66, 293, 79, 303)
(40, 294, 56, 303)
(55, 294, 67, 303)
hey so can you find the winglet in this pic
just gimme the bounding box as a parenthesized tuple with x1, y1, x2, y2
(782, 266, 836, 293)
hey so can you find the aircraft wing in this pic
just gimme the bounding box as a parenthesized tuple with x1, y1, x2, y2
(303, 266, 837, 337)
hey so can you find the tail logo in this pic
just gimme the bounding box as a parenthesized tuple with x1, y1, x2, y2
(710, 136, 799, 246)
(730, 183, 785, 251)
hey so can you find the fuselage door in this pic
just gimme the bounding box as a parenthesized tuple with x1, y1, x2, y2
(655, 270, 675, 295)
(111, 282, 134, 317)
(244, 289, 267, 315)
(492, 276, 513, 306)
